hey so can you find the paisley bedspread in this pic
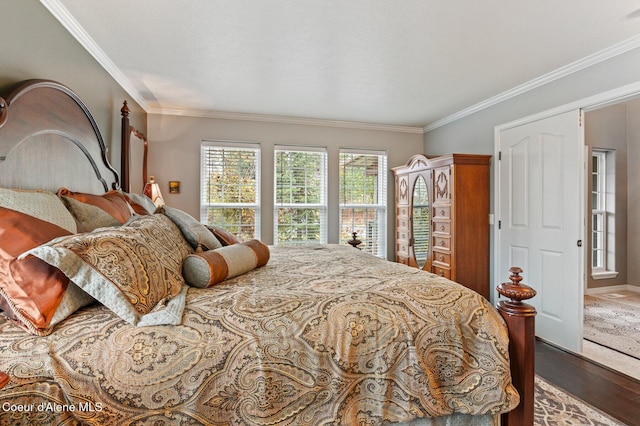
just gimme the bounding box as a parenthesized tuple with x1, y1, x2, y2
(0, 244, 518, 425)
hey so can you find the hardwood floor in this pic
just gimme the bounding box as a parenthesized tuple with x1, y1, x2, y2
(536, 339, 640, 426)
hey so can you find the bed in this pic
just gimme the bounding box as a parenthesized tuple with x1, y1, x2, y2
(0, 79, 536, 425)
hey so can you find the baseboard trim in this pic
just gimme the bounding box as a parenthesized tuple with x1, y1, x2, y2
(586, 284, 640, 295)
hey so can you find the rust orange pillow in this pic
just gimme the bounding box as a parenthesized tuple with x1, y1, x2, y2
(206, 225, 241, 246)
(57, 188, 134, 224)
(182, 239, 270, 288)
(0, 207, 93, 335)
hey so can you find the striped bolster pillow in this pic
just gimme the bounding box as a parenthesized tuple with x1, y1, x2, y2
(182, 239, 270, 288)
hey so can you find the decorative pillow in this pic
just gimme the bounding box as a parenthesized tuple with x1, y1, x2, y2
(57, 188, 134, 224)
(0, 188, 77, 233)
(60, 196, 121, 232)
(182, 239, 270, 288)
(24, 214, 193, 327)
(124, 192, 158, 215)
(0, 207, 94, 336)
(206, 225, 241, 246)
(162, 206, 222, 251)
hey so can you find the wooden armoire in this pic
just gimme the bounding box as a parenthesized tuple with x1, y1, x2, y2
(392, 154, 491, 299)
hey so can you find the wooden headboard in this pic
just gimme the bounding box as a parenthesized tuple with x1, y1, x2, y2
(0, 79, 119, 193)
(120, 100, 148, 194)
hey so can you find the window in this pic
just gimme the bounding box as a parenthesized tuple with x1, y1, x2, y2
(274, 146, 327, 245)
(339, 149, 387, 258)
(201, 141, 260, 241)
(591, 149, 617, 279)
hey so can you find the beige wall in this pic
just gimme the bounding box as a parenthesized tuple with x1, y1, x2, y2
(0, 0, 146, 176)
(147, 114, 424, 257)
(584, 104, 628, 289)
(626, 99, 640, 287)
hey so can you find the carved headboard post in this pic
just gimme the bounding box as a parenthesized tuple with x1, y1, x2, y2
(497, 267, 537, 426)
(120, 101, 131, 192)
(120, 100, 148, 194)
(136, 128, 148, 189)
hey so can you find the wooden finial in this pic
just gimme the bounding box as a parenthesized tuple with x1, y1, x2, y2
(496, 267, 536, 315)
(347, 231, 362, 249)
(121, 100, 130, 118)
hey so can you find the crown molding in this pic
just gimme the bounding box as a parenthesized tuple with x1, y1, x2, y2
(43, 0, 640, 135)
(424, 34, 640, 133)
(41, 0, 422, 134)
(40, 0, 150, 111)
(40, 0, 424, 134)
(150, 107, 425, 134)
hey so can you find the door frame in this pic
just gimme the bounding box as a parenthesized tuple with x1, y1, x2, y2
(493, 80, 640, 343)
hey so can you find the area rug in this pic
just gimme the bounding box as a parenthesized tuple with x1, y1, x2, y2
(583, 294, 640, 360)
(535, 376, 625, 425)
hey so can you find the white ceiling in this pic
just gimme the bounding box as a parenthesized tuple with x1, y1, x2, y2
(44, 0, 640, 131)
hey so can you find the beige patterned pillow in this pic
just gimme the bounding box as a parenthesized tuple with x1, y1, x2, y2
(24, 214, 193, 326)
(0, 188, 77, 233)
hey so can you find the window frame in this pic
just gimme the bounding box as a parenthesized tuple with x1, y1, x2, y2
(200, 140, 261, 241)
(590, 149, 617, 279)
(273, 145, 328, 246)
(338, 148, 387, 258)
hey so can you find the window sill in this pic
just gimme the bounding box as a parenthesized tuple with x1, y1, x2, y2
(591, 271, 619, 280)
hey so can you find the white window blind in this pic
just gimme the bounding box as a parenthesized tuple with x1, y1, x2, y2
(591, 151, 606, 272)
(591, 149, 618, 279)
(339, 149, 387, 257)
(201, 141, 261, 241)
(274, 145, 327, 245)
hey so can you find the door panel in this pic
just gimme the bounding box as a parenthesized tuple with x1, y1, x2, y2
(497, 110, 584, 352)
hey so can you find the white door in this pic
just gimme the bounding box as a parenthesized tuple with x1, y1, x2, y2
(496, 109, 585, 352)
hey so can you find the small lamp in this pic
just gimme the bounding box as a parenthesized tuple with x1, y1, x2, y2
(143, 176, 165, 207)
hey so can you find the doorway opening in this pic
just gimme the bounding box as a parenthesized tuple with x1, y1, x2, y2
(581, 103, 640, 380)
(495, 83, 640, 377)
